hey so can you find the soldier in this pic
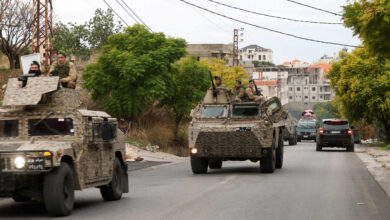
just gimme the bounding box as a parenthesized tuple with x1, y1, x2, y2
(49, 50, 77, 89)
(214, 75, 226, 89)
(232, 79, 245, 101)
(245, 80, 263, 101)
(18, 61, 42, 87)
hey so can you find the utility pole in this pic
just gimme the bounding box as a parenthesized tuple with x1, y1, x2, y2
(32, 0, 53, 73)
(232, 28, 244, 66)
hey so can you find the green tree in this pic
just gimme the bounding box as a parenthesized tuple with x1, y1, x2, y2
(161, 56, 210, 137)
(87, 9, 122, 49)
(53, 9, 122, 59)
(252, 60, 275, 67)
(342, 0, 390, 58)
(313, 101, 340, 124)
(328, 48, 390, 142)
(53, 22, 90, 59)
(83, 24, 186, 119)
(200, 58, 248, 89)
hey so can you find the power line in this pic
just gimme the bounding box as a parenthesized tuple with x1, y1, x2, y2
(178, 0, 360, 48)
(286, 0, 342, 16)
(115, 0, 140, 24)
(120, 0, 153, 32)
(206, 0, 342, 25)
(103, 0, 129, 26)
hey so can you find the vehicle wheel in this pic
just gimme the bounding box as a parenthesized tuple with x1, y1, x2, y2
(12, 193, 31, 202)
(316, 142, 322, 151)
(100, 158, 124, 201)
(260, 137, 276, 173)
(297, 137, 301, 142)
(276, 134, 284, 169)
(209, 160, 222, 169)
(288, 135, 295, 145)
(191, 156, 208, 174)
(294, 134, 298, 145)
(347, 144, 355, 152)
(43, 162, 74, 216)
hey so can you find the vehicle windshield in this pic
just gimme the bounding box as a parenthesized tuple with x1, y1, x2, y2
(232, 105, 259, 118)
(201, 106, 227, 118)
(323, 120, 349, 130)
(298, 120, 316, 129)
(28, 118, 74, 136)
(0, 120, 18, 138)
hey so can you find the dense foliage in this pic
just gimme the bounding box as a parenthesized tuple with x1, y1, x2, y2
(312, 101, 340, 124)
(161, 56, 210, 135)
(328, 48, 390, 142)
(343, 0, 390, 58)
(53, 9, 122, 59)
(252, 61, 275, 67)
(83, 25, 186, 119)
(200, 58, 248, 89)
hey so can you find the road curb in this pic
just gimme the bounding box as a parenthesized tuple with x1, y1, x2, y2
(355, 145, 390, 198)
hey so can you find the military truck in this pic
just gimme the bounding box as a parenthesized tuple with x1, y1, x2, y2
(188, 87, 288, 174)
(0, 77, 129, 216)
(280, 113, 298, 145)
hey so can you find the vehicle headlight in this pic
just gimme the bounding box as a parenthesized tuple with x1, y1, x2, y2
(14, 156, 25, 169)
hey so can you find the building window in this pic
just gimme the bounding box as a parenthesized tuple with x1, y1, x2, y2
(289, 87, 293, 91)
(320, 95, 323, 99)
(289, 96, 293, 100)
(240, 55, 242, 60)
(248, 55, 250, 59)
(259, 55, 262, 60)
(263, 55, 266, 60)
(312, 96, 316, 100)
(296, 87, 301, 91)
(312, 87, 316, 91)
(304, 96, 308, 99)
(248, 50, 252, 53)
(304, 87, 308, 90)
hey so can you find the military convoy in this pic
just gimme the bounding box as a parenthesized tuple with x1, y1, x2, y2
(188, 86, 290, 174)
(0, 77, 129, 216)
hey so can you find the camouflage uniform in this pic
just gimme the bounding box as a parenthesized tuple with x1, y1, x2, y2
(245, 87, 263, 101)
(232, 86, 245, 101)
(49, 61, 77, 89)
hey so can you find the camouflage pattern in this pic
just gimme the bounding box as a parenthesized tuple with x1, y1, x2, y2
(0, 77, 127, 197)
(189, 89, 287, 160)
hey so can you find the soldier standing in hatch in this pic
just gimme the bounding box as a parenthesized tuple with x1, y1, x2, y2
(48, 50, 77, 89)
(232, 79, 245, 101)
(245, 80, 263, 101)
(214, 75, 226, 89)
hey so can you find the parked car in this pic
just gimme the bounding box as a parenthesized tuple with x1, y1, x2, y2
(316, 119, 354, 152)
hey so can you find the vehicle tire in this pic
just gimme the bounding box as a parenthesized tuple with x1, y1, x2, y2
(297, 137, 301, 142)
(288, 135, 295, 145)
(43, 162, 74, 217)
(191, 156, 208, 174)
(209, 160, 222, 169)
(316, 142, 322, 151)
(100, 158, 124, 201)
(294, 134, 298, 145)
(12, 193, 31, 202)
(347, 144, 355, 152)
(276, 134, 284, 169)
(260, 137, 276, 173)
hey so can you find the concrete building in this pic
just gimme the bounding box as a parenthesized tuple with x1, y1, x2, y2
(239, 44, 273, 63)
(186, 44, 233, 60)
(254, 66, 335, 118)
(252, 70, 288, 105)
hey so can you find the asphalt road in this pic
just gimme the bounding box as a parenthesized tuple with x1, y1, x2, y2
(1, 142, 390, 220)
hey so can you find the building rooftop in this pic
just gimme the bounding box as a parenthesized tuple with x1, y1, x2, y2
(240, 44, 271, 52)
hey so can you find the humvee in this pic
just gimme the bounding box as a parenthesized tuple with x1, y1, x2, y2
(188, 87, 288, 174)
(0, 77, 129, 216)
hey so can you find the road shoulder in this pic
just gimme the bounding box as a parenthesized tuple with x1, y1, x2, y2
(356, 145, 390, 198)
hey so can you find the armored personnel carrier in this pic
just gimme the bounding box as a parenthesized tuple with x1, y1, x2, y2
(188, 87, 288, 174)
(0, 77, 129, 216)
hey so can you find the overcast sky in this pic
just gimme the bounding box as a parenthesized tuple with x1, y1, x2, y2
(53, 0, 361, 64)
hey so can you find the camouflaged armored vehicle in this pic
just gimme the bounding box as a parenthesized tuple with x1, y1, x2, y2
(0, 76, 129, 216)
(189, 87, 288, 174)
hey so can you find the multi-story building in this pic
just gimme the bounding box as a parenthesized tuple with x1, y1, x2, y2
(254, 65, 335, 119)
(239, 44, 273, 63)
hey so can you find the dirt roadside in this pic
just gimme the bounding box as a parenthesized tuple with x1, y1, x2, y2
(356, 144, 390, 197)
